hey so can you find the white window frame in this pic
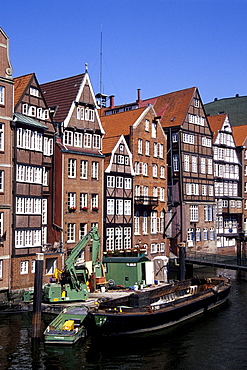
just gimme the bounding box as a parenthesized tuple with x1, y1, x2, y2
(106, 228, 114, 251)
(91, 194, 99, 209)
(20, 261, 28, 275)
(68, 159, 76, 178)
(152, 163, 158, 177)
(145, 140, 150, 156)
(68, 192, 76, 208)
(0, 123, 4, 151)
(124, 200, 131, 215)
(190, 205, 198, 222)
(107, 176, 115, 188)
(67, 223, 76, 242)
(116, 199, 123, 215)
(64, 131, 73, 146)
(0, 170, 4, 192)
(80, 193, 88, 209)
(80, 160, 88, 179)
(192, 156, 197, 173)
(84, 133, 92, 148)
(0, 86, 5, 105)
(74, 132, 83, 147)
(138, 139, 143, 154)
(92, 161, 99, 180)
(93, 134, 101, 149)
(79, 223, 87, 239)
(124, 178, 132, 189)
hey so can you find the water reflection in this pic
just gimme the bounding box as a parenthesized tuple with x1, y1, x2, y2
(0, 268, 246, 369)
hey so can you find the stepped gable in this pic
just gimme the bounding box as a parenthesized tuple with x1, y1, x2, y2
(232, 124, 247, 147)
(207, 114, 228, 141)
(41, 74, 85, 122)
(14, 73, 34, 108)
(140, 87, 196, 127)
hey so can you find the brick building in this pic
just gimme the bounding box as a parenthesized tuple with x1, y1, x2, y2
(11, 73, 59, 289)
(104, 87, 216, 254)
(41, 72, 105, 268)
(102, 134, 134, 255)
(101, 105, 168, 260)
(0, 28, 14, 293)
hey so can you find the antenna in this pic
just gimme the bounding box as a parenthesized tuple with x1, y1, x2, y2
(100, 25, 103, 108)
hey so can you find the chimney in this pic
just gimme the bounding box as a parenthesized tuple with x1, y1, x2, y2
(109, 95, 115, 109)
(136, 89, 141, 104)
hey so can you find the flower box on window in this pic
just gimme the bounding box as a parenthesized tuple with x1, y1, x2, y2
(92, 207, 99, 212)
(81, 207, 88, 211)
(68, 207, 76, 212)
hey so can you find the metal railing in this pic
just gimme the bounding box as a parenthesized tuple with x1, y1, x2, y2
(185, 251, 247, 271)
(134, 196, 158, 207)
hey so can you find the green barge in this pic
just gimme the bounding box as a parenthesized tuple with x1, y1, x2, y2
(44, 305, 89, 345)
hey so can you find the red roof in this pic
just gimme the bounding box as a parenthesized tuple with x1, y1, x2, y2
(102, 136, 120, 154)
(138, 87, 196, 127)
(41, 74, 85, 122)
(101, 107, 146, 138)
(207, 114, 227, 141)
(232, 124, 247, 146)
(14, 73, 34, 107)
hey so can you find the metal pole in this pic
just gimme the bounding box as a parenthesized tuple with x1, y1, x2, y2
(32, 253, 44, 338)
(178, 242, 186, 281)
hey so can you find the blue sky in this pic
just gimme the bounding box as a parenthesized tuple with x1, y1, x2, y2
(1, 0, 247, 105)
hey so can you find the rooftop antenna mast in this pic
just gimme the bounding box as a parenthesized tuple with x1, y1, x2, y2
(100, 25, 103, 108)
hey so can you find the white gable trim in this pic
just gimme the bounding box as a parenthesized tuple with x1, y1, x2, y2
(63, 73, 105, 134)
(105, 134, 134, 175)
(132, 104, 166, 141)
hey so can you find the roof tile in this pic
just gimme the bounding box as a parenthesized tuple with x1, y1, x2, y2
(41, 74, 85, 122)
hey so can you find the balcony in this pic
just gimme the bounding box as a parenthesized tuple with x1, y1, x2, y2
(134, 196, 158, 207)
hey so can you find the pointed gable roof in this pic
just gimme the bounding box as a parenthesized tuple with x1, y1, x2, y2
(207, 114, 228, 142)
(14, 73, 34, 108)
(41, 74, 85, 122)
(139, 87, 196, 127)
(232, 124, 247, 147)
(101, 107, 147, 137)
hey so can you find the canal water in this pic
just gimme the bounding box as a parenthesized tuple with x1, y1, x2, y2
(0, 267, 246, 370)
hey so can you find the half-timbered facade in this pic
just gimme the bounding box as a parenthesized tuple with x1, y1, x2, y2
(208, 114, 242, 254)
(41, 72, 105, 265)
(12, 73, 58, 289)
(0, 28, 14, 293)
(101, 105, 168, 260)
(103, 135, 134, 254)
(105, 87, 216, 254)
(232, 124, 247, 246)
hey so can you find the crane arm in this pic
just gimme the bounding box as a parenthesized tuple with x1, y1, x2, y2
(64, 226, 101, 290)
